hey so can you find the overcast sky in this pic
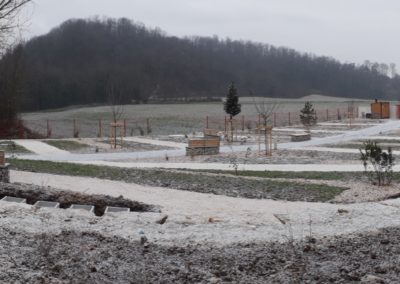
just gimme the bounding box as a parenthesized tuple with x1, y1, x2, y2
(25, 0, 400, 68)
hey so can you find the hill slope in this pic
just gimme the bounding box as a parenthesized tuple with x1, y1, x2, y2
(3, 18, 400, 111)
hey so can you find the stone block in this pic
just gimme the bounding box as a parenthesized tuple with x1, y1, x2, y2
(105, 206, 130, 213)
(69, 204, 95, 212)
(34, 201, 60, 208)
(1, 196, 27, 203)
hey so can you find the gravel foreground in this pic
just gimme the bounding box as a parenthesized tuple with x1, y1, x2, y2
(1, 227, 399, 283)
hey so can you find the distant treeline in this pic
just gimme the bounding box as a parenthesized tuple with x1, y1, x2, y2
(2, 17, 400, 111)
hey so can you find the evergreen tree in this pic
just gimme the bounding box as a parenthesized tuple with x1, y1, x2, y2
(223, 82, 241, 142)
(224, 82, 241, 120)
(300, 101, 317, 132)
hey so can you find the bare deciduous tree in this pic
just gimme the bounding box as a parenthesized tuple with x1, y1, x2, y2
(106, 77, 125, 149)
(0, 1, 31, 138)
(253, 94, 278, 155)
(0, 0, 32, 51)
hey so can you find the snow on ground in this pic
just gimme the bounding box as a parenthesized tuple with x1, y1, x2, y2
(124, 136, 186, 149)
(318, 122, 380, 126)
(4, 120, 400, 246)
(12, 139, 69, 155)
(290, 146, 400, 155)
(273, 128, 346, 134)
(11, 120, 400, 160)
(69, 160, 371, 171)
(7, 170, 400, 245)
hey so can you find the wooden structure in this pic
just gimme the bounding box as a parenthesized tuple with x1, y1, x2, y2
(109, 121, 124, 149)
(0, 151, 4, 166)
(225, 118, 239, 142)
(0, 151, 9, 183)
(203, 128, 219, 138)
(257, 125, 273, 156)
(371, 100, 390, 119)
(186, 138, 220, 156)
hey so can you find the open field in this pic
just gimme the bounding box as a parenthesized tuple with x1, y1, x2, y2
(21, 95, 368, 137)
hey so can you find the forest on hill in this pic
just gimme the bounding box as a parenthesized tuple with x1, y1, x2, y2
(2, 17, 400, 112)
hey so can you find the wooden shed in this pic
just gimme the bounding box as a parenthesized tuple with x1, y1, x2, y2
(371, 101, 390, 119)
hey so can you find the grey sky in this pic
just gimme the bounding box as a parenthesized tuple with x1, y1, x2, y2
(26, 0, 400, 68)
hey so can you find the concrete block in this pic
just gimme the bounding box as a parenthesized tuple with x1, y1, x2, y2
(105, 206, 130, 213)
(1, 196, 27, 203)
(34, 201, 60, 208)
(69, 204, 95, 212)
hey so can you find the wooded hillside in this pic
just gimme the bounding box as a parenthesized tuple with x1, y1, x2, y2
(2, 17, 400, 111)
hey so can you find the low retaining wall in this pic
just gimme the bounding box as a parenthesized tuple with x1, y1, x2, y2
(291, 133, 311, 142)
(0, 164, 10, 183)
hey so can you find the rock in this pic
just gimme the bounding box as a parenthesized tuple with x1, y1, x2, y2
(338, 208, 349, 214)
(306, 236, 316, 244)
(303, 244, 312, 252)
(375, 265, 388, 274)
(380, 239, 390, 245)
(209, 277, 220, 284)
(156, 215, 168, 225)
(140, 235, 148, 245)
(138, 229, 145, 235)
(360, 274, 386, 283)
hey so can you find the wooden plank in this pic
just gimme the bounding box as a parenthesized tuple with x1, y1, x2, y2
(203, 128, 219, 136)
(188, 139, 220, 148)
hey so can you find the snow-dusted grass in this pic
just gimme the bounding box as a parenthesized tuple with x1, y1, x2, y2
(21, 98, 367, 137)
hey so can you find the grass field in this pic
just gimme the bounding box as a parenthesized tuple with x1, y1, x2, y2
(0, 141, 31, 154)
(10, 159, 348, 202)
(44, 140, 91, 151)
(20, 95, 369, 138)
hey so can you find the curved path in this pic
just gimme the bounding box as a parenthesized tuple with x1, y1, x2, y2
(9, 170, 400, 244)
(12, 120, 400, 164)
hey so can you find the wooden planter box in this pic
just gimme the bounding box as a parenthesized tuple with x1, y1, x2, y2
(186, 138, 220, 156)
(188, 139, 220, 148)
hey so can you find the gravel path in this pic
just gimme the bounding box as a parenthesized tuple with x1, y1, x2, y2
(12, 140, 69, 155)
(9, 171, 400, 245)
(11, 119, 400, 163)
(124, 137, 186, 149)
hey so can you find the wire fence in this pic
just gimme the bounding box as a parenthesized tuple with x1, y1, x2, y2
(19, 106, 358, 139)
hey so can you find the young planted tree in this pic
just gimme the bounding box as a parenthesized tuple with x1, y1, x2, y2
(106, 77, 125, 149)
(253, 95, 278, 155)
(224, 82, 241, 142)
(300, 101, 317, 133)
(360, 141, 394, 186)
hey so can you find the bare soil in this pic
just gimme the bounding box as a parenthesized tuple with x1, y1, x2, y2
(0, 226, 399, 283)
